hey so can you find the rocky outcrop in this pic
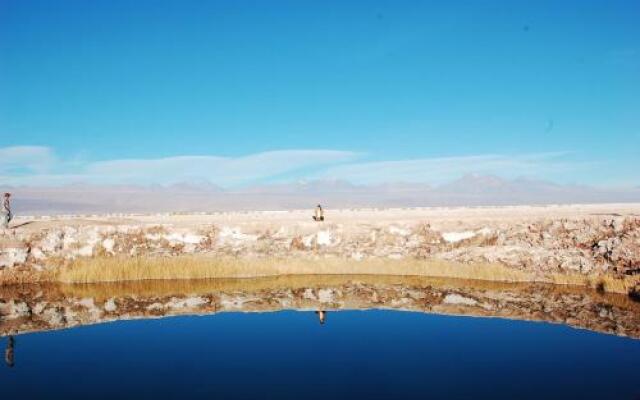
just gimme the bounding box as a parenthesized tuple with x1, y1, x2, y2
(1, 276, 639, 338)
(2, 216, 639, 280)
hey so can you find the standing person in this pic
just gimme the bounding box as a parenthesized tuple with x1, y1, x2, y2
(313, 204, 324, 222)
(1, 193, 11, 229)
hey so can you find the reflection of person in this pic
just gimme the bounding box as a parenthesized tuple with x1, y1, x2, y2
(5, 336, 14, 368)
(315, 310, 326, 325)
(312, 205, 324, 222)
(1, 193, 12, 229)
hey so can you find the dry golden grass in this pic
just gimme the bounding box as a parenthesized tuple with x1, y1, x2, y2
(53, 255, 639, 294)
(57, 255, 532, 283)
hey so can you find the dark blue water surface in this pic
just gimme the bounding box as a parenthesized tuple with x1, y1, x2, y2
(2, 311, 639, 400)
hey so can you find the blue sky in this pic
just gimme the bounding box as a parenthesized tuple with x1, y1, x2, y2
(1, 0, 638, 187)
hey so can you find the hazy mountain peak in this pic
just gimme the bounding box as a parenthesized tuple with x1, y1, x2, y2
(3, 175, 639, 215)
(439, 174, 509, 192)
(167, 180, 224, 192)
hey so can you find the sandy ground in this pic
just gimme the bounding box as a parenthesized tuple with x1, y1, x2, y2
(8, 203, 640, 233)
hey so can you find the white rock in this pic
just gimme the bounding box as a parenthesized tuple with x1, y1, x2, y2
(77, 245, 94, 257)
(104, 299, 117, 312)
(145, 233, 163, 241)
(302, 235, 315, 248)
(12, 301, 31, 317)
(32, 302, 47, 315)
(302, 288, 317, 300)
(316, 231, 334, 246)
(443, 293, 478, 306)
(272, 227, 289, 239)
(219, 295, 255, 309)
(78, 298, 95, 308)
(166, 296, 207, 309)
(102, 238, 115, 253)
(31, 247, 46, 260)
(442, 231, 476, 243)
(164, 233, 205, 245)
(146, 302, 164, 311)
(318, 289, 335, 303)
(218, 227, 258, 243)
(42, 307, 65, 325)
(0, 247, 29, 267)
(391, 298, 411, 306)
(388, 226, 411, 236)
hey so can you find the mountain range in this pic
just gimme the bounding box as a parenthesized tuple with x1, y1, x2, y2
(2, 175, 639, 215)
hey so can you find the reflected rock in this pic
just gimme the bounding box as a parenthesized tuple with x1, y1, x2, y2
(1, 275, 639, 339)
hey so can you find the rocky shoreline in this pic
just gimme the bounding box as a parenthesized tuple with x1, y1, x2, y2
(0, 206, 639, 295)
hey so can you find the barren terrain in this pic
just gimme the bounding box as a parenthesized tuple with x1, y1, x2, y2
(1, 203, 639, 295)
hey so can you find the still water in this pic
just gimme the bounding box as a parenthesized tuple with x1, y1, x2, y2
(1, 276, 639, 399)
(1, 310, 639, 399)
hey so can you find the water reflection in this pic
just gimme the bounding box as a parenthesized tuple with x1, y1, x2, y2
(1, 275, 639, 340)
(315, 310, 327, 325)
(4, 309, 640, 400)
(4, 336, 14, 368)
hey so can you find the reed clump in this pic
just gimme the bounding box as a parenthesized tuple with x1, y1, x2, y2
(56, 255, 534, 284)
(54, 255, 639, 295)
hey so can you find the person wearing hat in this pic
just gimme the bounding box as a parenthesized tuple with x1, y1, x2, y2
(1, 192, 12, 229)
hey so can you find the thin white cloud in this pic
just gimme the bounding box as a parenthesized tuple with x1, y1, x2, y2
(0, 145, 597, 187)
(0, 147, 359, 187)
(314, 152, 581, 185)
(0, 146, 57, 174)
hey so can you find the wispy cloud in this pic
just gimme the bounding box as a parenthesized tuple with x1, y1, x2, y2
(314, 152, 582, 185)
(0, 146, 57, 174)
(0, 145, 599, 187)
(0, 147, 359, 187)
